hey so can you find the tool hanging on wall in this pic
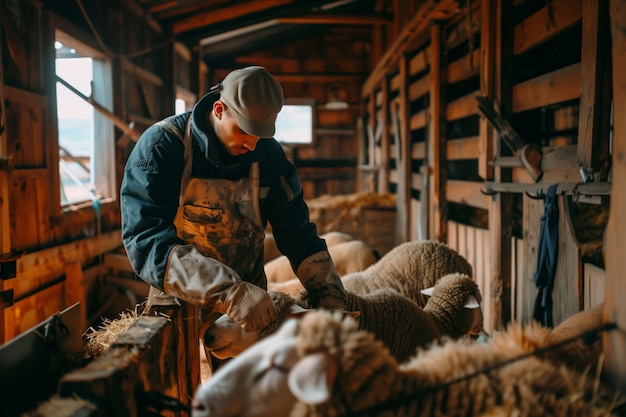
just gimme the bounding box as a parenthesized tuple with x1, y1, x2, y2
(476, 96, 543, 182)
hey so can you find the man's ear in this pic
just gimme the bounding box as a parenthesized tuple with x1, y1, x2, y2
(213, 100, 226, 119)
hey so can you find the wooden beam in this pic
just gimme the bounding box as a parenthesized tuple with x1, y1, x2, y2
(275, 14, 391, 25)
(0, 3, 8, 344)
(605, 0, 626, 396)
(361, 0, 460, 98)
(577, 0, 612, 178)
(273, 73, 367, 83)
(173, 0, 293, 34)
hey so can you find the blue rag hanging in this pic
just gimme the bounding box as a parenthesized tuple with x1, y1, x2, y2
(531, 184, 559, 328)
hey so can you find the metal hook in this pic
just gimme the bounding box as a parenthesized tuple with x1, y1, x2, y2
(524, 188, 545, 200)
(480, 187, 497, 196)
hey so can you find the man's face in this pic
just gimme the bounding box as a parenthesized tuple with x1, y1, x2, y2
(213, 101, 261, 156)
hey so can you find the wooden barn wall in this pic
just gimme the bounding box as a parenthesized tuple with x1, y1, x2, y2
(0, 0, 197, 344)
(209, 27, 371, 200)
(360, 0, 612, 332)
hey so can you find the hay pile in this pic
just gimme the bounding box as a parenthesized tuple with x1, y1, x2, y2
(83, 309, 139, 359)
(307, 191, 396, 232)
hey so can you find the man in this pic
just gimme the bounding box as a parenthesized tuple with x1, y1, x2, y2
(120, 66, 347, 338)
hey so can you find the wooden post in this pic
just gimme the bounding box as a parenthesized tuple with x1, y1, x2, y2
(0, 3, 11, 344)
(605, 0, 626, 395)
(396, 55, 411, 244)
(483, 0, 514, 331)
(379, 76, 390, 194)
(428, 22, 447, 243)
(64, 262, 87, 332)
(577, 0, 612, 180)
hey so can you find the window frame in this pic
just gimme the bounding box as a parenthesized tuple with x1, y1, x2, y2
(54, 28, 116, 211)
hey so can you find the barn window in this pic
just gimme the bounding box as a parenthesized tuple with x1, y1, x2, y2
(55, 31, 115, 208)
(274, 99, 315, 144)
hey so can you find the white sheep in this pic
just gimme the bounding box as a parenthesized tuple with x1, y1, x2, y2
(203, 273, 483, 362)
(265, 237, 377, 283)
(271, 239, 472, 304)
(192, 310, 620, 417)
(340, 239, 473, 307)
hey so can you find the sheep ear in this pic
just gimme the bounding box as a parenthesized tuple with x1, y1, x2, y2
(335, 309, 361, 319)
(288, 352, 337, 405)
(420, 286, 434, 297)
(285, 304, 314, 318)
(464, 295, 480, 309)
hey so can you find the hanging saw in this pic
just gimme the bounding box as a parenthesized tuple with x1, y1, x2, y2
(476, 96, 543, 182)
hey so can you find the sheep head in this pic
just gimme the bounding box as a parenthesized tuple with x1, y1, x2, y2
(421, 273, 484, 337)
(203, 291, 309, 359)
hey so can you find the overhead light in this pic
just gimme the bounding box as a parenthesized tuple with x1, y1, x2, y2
(324, 83, 349, 110)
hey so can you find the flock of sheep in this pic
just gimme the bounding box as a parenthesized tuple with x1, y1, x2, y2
(194, 233, 622, 417)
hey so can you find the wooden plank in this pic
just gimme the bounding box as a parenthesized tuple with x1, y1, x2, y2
(409, 109, 427, 130)
(275, 14, 392, 25)
(3, 85, 47, 108)
(408, 46, 432, 77)
(447, 136, 480, 160)
(6, 230, 123, 300)
(64, 262, 87, 332)
(512, 63, 581, 113)
(577, 0, 612, 177)
(583, 263, 605, 309)
(605, 0, 626, 394)
(446, 48, 481, 84)
(428, 23, 447, 242)
(3, 283, 65, 340)
(446, 91, 479, 121)
(408, 74, 431, 102)
(514, 0, 582, 55)
(447, 180, 490, 209)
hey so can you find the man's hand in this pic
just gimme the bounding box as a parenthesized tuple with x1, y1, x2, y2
(224, 281, 278, 331)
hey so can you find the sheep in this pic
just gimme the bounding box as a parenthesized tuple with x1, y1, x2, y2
(264, 231, 354, 264)
(490, 303, 605, 377)
(192, 310, 620, 417)
(265, 237, 377, 283)
(272, 239, 472, 304)
(340, 239, 473, 307)
(203, 273, 483, 362)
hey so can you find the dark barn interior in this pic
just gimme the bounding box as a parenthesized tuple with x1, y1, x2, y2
(0, 0, 625, 415)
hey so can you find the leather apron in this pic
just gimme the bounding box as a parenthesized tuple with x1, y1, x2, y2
(157, 118, 267, 329)
(171, 118, 267, 287)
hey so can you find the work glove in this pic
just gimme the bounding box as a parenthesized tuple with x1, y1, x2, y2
(164, 245, 277, 331)
(296, 250, 348, 310)
(219, 280, 278, 332)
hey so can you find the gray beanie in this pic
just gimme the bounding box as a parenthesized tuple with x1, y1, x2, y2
(219, 66, 284, 138)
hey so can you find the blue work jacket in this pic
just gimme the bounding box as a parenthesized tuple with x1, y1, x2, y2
(120, 92, 326, 290)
